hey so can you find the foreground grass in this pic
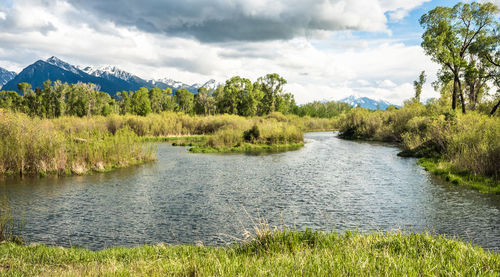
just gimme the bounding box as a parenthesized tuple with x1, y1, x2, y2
(0, 231, 498, 276)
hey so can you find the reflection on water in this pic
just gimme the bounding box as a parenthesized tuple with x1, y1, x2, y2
(1, 132, 499, 250)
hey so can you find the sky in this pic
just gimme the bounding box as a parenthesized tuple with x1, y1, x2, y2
(0, 0, 498, 104)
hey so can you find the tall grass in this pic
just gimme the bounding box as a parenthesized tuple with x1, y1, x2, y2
(0, 110, 155, 176)
(338, 104, 500, 185)
(0, 110, 334, 175)
(0, 197, 23, 244)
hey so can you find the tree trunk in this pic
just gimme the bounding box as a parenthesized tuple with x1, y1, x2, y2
(490, 99, 500, 115)
(452, 77, 458, 110)
(457, 79, 466, 114)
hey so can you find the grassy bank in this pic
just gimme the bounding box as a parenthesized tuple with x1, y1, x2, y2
(111, 112, 324, 153)
(0, 110, 155, 176)
(338, 104, 500, 193)
(0, 110, 333, 176)
(0, 230, 498, 276)
(417, 158, 500, 194)
(189, 143, 304, 153)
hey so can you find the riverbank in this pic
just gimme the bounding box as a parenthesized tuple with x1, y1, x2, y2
(0, 110, 155, 177)
(0, 110, 333, 176)
(0, 230, 498, 276)
(338, 105, 500, 194)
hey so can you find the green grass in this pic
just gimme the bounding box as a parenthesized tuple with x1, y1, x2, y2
(141, 135, 209, 143)
(189, 143, 304, 153)
(0, 231, 498, 276)
(418, 158, 500, 194)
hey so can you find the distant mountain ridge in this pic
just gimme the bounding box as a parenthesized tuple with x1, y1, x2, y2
(1, 56, 221, 95)
(0, 67, 17, 88)
(339, 95, 398, 110)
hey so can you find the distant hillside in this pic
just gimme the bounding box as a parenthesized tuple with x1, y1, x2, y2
(2, 56, 221, 95)
(0, 67, 16, 88)
(339, 95, 398, 110)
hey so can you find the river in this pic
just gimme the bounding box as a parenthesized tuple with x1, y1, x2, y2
(1, 132, 499, 250)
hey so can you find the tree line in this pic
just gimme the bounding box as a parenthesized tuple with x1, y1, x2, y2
(0, 73, 351, 118)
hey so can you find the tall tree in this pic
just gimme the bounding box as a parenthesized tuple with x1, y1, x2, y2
(194, 87, 216, 115)
(420, 2, 499, 113)
(131, 87, 152, 116)
(175, 88, 194, 114)
(255, 73, 287, 115)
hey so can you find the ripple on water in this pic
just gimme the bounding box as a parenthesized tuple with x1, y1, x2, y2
(0, 132, 499, 250)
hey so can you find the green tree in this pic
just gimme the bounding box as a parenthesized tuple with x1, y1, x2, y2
(117, 91, 133, 115)
(131, 88, 152, 116)
(255, 73, 287, 115)
(159, 88, 176, 112)
(148, 88, 163, 113)
(420, 2, 499, 113)
(194, 87, 216, 115)
(175, 88, 194, 114)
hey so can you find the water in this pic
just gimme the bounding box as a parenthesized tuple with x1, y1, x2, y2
(1, 132, 499, 250)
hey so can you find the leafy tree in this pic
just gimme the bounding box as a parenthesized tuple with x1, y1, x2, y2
(116, 91, 133, 115)
(0, 90, 22, 111)
(159, 88, 176, 112)
(420, 2, 499, 113)
(194, 87, 216, 115)
(255, 73, 287, 115)
(148, 88, 163, 113)
(175, 88, 194, 114)
(131, 87, 152, 116)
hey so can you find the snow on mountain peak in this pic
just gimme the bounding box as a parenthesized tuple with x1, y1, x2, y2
(45, 56, 80, 74)
(81, 65, 135, 81)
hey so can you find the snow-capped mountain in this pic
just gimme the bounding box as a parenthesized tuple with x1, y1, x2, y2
(81, 66, 137, 82)
(340, 95, 398, 110)
(199, 79, 221, 91)
(152, 78, 221, 93)
(0, 67, 17, 88)
(2, 56, 220, 95)
(46, 56, 81, 75)
(152, 78, 190, 90)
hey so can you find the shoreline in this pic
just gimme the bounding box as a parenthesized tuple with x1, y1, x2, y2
(1, 230, 498, 276)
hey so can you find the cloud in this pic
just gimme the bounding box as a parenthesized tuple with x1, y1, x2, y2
(0, 0, 440, 105)
(65, 0, 429, 42)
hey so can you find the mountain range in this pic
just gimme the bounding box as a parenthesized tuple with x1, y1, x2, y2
(0, 57, 398, 109)
(0, 67, 16, 87)
(339, 95, 398, 110)
(0, 56, 220, 95)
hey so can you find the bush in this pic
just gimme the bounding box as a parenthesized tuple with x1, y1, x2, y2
(338, 104, 500, 180)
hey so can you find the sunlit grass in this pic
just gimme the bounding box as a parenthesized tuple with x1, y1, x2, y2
(0, 230, 498, 276)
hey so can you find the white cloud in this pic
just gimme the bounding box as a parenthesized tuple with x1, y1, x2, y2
(0, 0, 440, 105)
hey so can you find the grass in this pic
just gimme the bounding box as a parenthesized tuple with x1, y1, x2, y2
(189, 143, 304, 153)
(0, 110, 155, 177)
(0, 110, 330, 176)
(338, 104, 500, 193)
(418, 158, 500, 194)
(0, 198, 23, 245)
(0, 230, 498, 276)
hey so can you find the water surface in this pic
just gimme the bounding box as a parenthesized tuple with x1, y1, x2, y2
(1, 132, 499, 250)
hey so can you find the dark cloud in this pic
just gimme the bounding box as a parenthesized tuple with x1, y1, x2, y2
(67, 0, 388, 42)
